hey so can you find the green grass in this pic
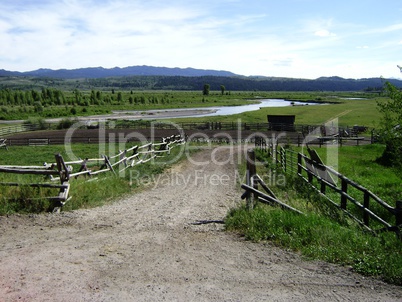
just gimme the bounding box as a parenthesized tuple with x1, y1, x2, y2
(225, 205, 402, 285)
(310, 144, 401, 205)
(226, 144, 402, 285)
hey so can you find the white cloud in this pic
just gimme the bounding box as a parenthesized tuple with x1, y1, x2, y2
(314, 29, 336, 37)
(0, 0, 400, 79)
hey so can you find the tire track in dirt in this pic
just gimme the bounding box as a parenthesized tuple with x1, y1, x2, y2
(0, 146, 401, 301)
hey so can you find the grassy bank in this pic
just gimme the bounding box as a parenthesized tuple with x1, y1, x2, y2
(225, 144, 402, 285)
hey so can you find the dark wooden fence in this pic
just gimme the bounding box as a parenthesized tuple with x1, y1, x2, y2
(254, 140, 402, 238)
(1, 120, 375, 146)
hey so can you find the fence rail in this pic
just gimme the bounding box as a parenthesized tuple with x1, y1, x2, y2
(254, 140, 402, 238)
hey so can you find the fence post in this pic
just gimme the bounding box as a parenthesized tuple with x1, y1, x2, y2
(307, 169, 313, 184)
(284, 148, 287, 172)
(396, 200, 402, 227)
(290, 150, 294, 174)
(55, 153, 70, 183)
(363, 191, 370, 227)
(246, 149, 257, 209)
(341, 178, 348, 210)
(320, 179, 326, 194)
(297, 153, 302, 175)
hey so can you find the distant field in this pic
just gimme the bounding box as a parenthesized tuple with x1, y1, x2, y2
(0, 89, 387, 128)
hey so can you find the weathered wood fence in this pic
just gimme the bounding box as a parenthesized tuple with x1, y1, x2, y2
(0, 138, 7, 150)
(0, 154, 71, 207)
(0, 135, 185, 210)
(241, 149, 304, 215)
(253, 140, 402, 238)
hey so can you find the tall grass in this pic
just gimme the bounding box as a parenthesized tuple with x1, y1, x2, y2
(226, 144, 402, 285)
(226, 205, 402, 285)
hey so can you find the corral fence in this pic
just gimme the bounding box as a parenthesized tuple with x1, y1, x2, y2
(250, 138, 402, 239)
(0, 134, 185, 211)
(4, 135, 180, 146)
(113, 120, 370, 135)
(0, 123, 37, 137)
(1, 120, 376, 146)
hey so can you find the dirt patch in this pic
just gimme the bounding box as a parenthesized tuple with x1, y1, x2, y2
(0, 147, 401, 301)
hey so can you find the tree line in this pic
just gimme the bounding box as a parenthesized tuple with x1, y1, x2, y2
(1, 75, 401, 92)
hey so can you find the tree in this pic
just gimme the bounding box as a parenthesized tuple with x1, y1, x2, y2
(203, 84, 210, 96)
(220, 85, 226, 95)
(376, 81, 402, 167)
(117, 92, 123, 103)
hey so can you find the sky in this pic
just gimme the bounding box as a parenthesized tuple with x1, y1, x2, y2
(0, 0, 401, 79)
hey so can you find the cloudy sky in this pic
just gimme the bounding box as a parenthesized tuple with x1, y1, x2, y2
(1, 0, 401, 79)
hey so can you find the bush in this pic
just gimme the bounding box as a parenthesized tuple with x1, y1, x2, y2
(377, 82, 402, 168)
(57, 118, 77, 129)
(25, 117, 48, 130)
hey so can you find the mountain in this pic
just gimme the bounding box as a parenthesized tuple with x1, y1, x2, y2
(1, 65, 402, 91)
(0, 65, 238, 78)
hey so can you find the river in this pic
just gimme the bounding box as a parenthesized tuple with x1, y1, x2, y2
(110, 99, 318, 120)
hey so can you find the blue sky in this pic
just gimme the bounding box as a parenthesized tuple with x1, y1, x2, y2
(0, 0, 401, 79)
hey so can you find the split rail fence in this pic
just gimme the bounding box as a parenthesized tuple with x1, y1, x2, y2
(252, 138, 402, 238)
(0, 135, 185, 210)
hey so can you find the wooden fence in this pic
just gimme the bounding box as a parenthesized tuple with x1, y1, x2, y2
(0, 138, 7, 150)
(0, 135, 185, 211)
(0, 154, 71, 207)
(254, 140, 402, 238)
(1, 120, 375, 147)
(241, 149, 304, 215)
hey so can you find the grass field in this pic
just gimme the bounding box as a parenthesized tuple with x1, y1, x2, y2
(1, 90, 387, 129)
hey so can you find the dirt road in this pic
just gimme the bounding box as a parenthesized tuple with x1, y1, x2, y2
(0, 147, 401, 301)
